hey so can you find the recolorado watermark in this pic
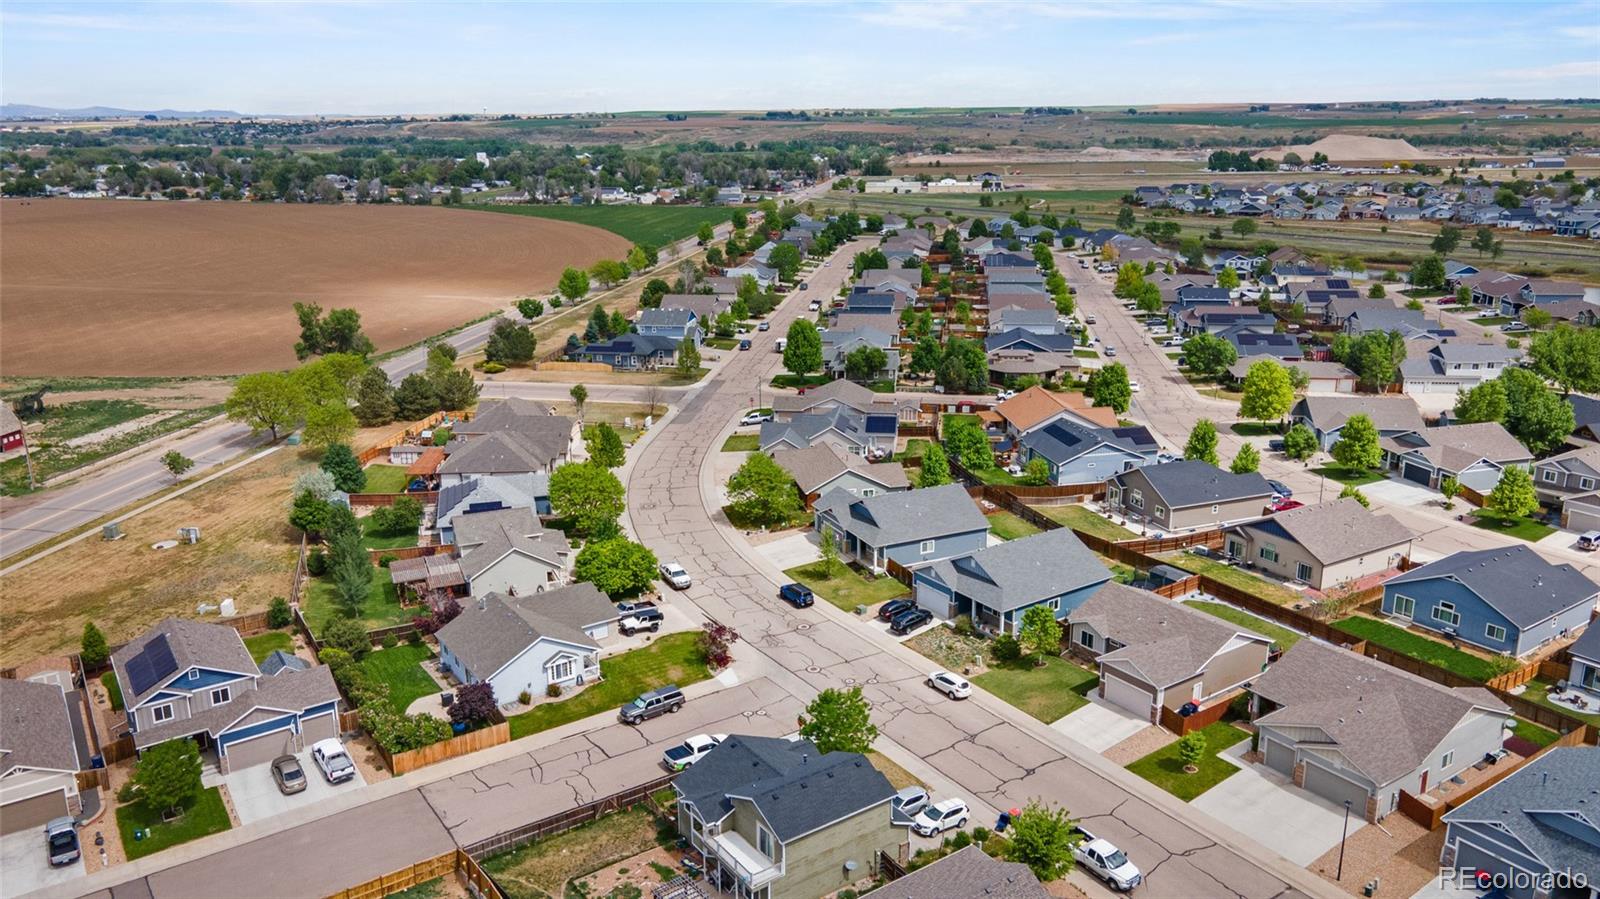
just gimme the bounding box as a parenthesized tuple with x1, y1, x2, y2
(1439, 866, 1590, 893)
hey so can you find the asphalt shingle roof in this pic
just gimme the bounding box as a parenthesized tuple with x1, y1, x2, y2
(1387, 545, 1599, 628)
(1116, 460, 1273, 509)
(1441, 747, 1600, 884)
(1235, 497, 1412, 565)
(0, 678, 82, 775)
(922, 529, 1111, 614)
(1071, 583, 1268, 687)
(815, 483, 987, 547)
(874, 846, 1050, 899)
(772, 442, 908, 494)
(112, 617, 257, 709)
(435, 585, 613, 681)
(1294, 395, 1425, 433)
(1020, 419, 1156, 466)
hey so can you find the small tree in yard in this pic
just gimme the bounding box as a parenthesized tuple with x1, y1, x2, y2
(319, 442, 365, 493)
(1184, 419, 1220, 467)
(1439, 475, 1461, 510)
(267, 596, 292, 629)
(1488, 466, 1539, 521)
(1176, 731, 1207, 773)
(818, 524, 840, 574)
(1339, 484, 1371, 508)
(81, 622, 110, 670)
(1023, 457, 1051, 486)
(799, 686, 877, 754)
(1238, 360, 1294, 425)
(1017, 605, 1062, 666)
(1231, 442, 1261, 474)
(549, 462, 626, 537)
(676, 338, 701, 378)
(133, 739, 203, 815)
(918, 443, 952, 488)
(1330, 413, 1381, 473)
(698, 621, 739, 670)
(557, 267, 590, 302)
(1004, 800, 1081, 881)
(584, 422, 626, 469)
(569, 383, 588, 419)
(161, 451, 194, 481)
(726, 451, 802, 528)
(1282, 423, 1318, 462)
(573, 537, 658, 596)
(449, 682, 497, 729)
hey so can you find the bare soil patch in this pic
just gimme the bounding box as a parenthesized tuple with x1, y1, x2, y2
(1, 200, 629, 377)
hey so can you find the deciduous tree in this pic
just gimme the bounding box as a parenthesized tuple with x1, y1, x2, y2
(1018, 605, 1062, 664)
(798, 686, 877, 754)
(783, 320, 823, 376)
(1182, 332, 1238, 379)
(1231, 443, 1260, 474)
(485, 317, 536, 365)
(1488, 466, 1538, 520)
(1529, 325, 1600, 394)
(1282, 423, 1318, 462)
(226, 371, 306, 440)
(1330, 413, 1381, 472)
(768, 243, 803, 281)
(844, 345, 887, 382)
(303, 401, 357, 449)
(726, 452, 802, 527)
(1453, 380, 1507, 424)
(945, 419, 994, 470)
(133, 739, 203, 815)
(584, 423, 626, 469)
(574, 537, 659, 596)
(161, 451, 194, 481)
(1087, 363, 1132, 414)
(918, 443, 952, 487)
(1004, 801, 1081, 881)
(1184, 419, 1220, 466)
(557, 267, 590, 301)
(550, 462, 626, 537)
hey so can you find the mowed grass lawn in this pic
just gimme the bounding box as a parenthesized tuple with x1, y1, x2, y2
(1471, 512, 1557, 542)
(1311, 465, 1386, 486)
(973, 656, 1099, 723)
(302, 567, 409, 635)
(117, 787, 232, 860)
(721, 434, 760, 452)
(362, 518, 419, 551)
(1333, 616, 1498, 682)
(1029, 504, 1136, 541)
(784, 561, 908, 612)
(242, 630, 293, 664)
(1183, 601, 1302, 650)
(359, 464, 411, 494)
(1165, 551, 1303, 606)
(987, 511, 1041, 541)
(358, 644, 439, 714)
(506, 633, 711, 739)
(467, 204, 735, 247)
(1519, 678, 1600, 724)
(1127, 722, 1250, 801)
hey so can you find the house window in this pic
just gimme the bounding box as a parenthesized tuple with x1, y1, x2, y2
(187, 669, 199, 681)
(1108, 486, 1121, 504)
(151, 704, 174, 723)
(550, 657, 574, 682)
(1432, 602, 1461, 627)
(1542, 469, 1558, 483)
(1211, 504, 1220, 514)
(1393, 594, 1416, 618)
(1485, 623, 1508, 643)
(1583, 477, 1596, 490)
(1129, 489, 1143, 510)
(1153, 506, 1167, 519)
(1259, 545, 1279, 564)
(1295, 562, 1313, 582)
(861, 488, 877, 498)
(1078, 630, 1095, 649)
(209, 687, 231, 705)
(1441, 750, 1455, 768)
(756, 824, 774, 860)
(1047, 597, 1060, 611)
(919, 540, 935, 555)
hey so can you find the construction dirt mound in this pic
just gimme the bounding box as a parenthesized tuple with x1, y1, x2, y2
(1254, 133, 1424, 162)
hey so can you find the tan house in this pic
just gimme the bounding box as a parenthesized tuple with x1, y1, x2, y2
(1224, 498, 1413, 590)
(771, 442, 909, 508)
(674, 735, 903, 899)
(0, 679, 84, 834)
(1066, 583, 1273, 723)
(1106, 460, 1275, 533)
(993, 385, 1118, 440)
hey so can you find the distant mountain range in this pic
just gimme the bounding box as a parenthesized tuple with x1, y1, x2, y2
(1, 104, 247, 120)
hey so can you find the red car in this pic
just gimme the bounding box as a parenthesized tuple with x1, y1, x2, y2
(1268, 499, 1304, 513)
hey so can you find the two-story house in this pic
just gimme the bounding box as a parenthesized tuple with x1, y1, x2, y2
(1534, 445, 1600, 531)
(635, 308, 702, 346)
(759, 409, 896, 458)
(813, 483, 989, 574)
(1291, 395, 1425, 451)
(913, 529, 1112, 635)
(111, 618, 341, 773)
(452, 506, 573, 597)
(1017, 419, 1160, 486)
(1106, 460, 1274, 533)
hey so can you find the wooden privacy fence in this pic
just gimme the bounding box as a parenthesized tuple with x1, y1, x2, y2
(350, 491, 438, 508)
(1396, 726, 1590, 830)
(324, 848, 500, 899)
(369, 543, 455, 563)
(380, 720, 510, 776)
(356, 411, 472, 465)
(464, 772, 677, 858)
(1157, 689, 1240, 736)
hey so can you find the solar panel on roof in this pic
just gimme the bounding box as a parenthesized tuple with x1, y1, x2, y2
(126, 634, 178, 696)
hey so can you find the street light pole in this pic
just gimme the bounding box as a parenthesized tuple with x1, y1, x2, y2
(1336, 799, 1352, 881)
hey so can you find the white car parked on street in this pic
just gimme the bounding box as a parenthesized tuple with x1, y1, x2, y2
(927, 670, 972, 699)
(659, 561, 691, 590)
(662, 733, 727, 771)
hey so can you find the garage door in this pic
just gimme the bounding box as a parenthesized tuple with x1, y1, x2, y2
(1100, 672, 1153, 719)
(1302, 761, 1371, 812)
(1, 790, 68, 835)
(1263, 736, 1295, 777)
(299, 713, 337, 745)
(1402, 462, 1433, 486)
(222, 728, 296, 771)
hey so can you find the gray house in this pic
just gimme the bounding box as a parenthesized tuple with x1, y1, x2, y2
(1381, 546, 1599, 657)
(635, 308, 702, 345)
(760, 409, 896, 457)
(875, 846, 1049, 899)
(1106, 460, 1274, 533)
(1381, 422, 1533, 492)
(1017, 419, 1160, 486)
(1224, 497, 1413, 590)
(1533, 444, 1600, 518)
(1440, 747, 1600, 899)
(813, 483, 989, 574)
(772, 443, 908, 508)
(1565, 625, 1600, 708)
(1291, 395, 1425, 451)
(0, 679, 85, 835)
(913, 529, 1112, 635)
(1251, 641, 1512, 823)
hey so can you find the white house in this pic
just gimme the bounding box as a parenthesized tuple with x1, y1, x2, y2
(435, 584, 618, 701)
(0, 679, 84, 834)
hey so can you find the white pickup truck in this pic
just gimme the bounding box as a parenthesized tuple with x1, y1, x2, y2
(1073, 826, 1142, 891)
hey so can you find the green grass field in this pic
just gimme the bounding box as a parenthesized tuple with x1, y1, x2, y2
(302, 568, 409, 634)
(784, 561, 909, 612)
(465, 204, 734, 247)
(358, 644, 438, 714)
(1183, 601, 1301, 650)
(1311, 465, 1387, 486)
(972, 656, 1099, 723)
(242, 631, 293, 664)
(1333, 616, 1498, 681)
(506, 633, 710, 739)
(1126, 723, 1250, 801)
(1165, 550, 1302, 606)
(1029, 504, 1136, 541)
(1471, 512, 1557, 542)
(721, 434, 760, 452)
(117, 787, 231, 861)
(360, 464, 411, 494)
(362, 518, 419, 551)
(987, 511, 1041, 541)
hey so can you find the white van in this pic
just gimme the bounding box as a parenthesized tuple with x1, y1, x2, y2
(774, 337, 787, 353)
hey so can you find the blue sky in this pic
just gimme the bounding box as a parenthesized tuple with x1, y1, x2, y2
(3, 1, 1597, 114)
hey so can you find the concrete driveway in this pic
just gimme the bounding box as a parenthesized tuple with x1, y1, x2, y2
(757, 531, 821, 571)
(1361, 478, 1441, 507)
(220, 749, 368, 826)
(1191, 742, 1365, 866)
(0, 825, 85, 896)
(1049, 695, 1151, 749)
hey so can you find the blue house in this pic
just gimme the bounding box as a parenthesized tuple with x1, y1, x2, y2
(635, 308, 702, 345)
(986, 329, 1075, 354)
(1381, 546, 1600, 656)
(913, 529, 1111, 635)
(577, 334, 680, 370)
(813, 483, 989, 574)
(1018, 419, 1160, 486)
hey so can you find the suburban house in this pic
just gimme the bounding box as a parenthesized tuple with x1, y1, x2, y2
(876, 846, 1049, 899)
(1224, 498, 1413, 590)
(436, 473, 552, 542)
(1440, 747, 1600, 899)
(989, 307, 1060, 336)
(759, 409, 895, 457)
(0, 678, 85, 835)
(1250, 641, 1512, 822)
(673, 735, 901, 899)
(1105, 460, 1275, 533)
(1017, 419, 1160, 486)
(987, 348, 1080, 385)
(1570, 394, 1600, 445)
(1380, 422, 1533, 492)
(772, 443, 908, 508)
(813, 483, 989, 574)
(1564, 625, 1600, 707)
(993, 385, 1118, 441)
(1177, 309, 1275, 337)
(661, 294, 733, 321)
(576, 333, 682, 371)
(985, 328, 1075, 356)
(1227, 357, 1355, 394)
(452, 506, 573, 596)
(635, 308, 702, 345)
(770, 379, 919, 424)
(1066, 582, 1273, 723)
(820, 328, 900, 382)
(1399, 343, 1522, 397)
(1342, 306, 1440, 339)
(440, 402, 576, 487)
(1221, 328, 1303, 360)
(435, 584, 617, 701)
(1291, 395, 1425, 451)
(111, 618, 341, 772)
(1502, 279, 1587, 319)
(1381, 546, 1599, 656)
(1533, 444, 1600, 515)
(913, 529, 1112, 635)
(724, 263, 777, 288)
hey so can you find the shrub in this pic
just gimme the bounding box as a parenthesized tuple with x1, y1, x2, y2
(306, 547, 329, 577)
(267, 596, 292, 629)
(950, 830, 973, 850)
(518, 690, 533, 705)
(991, 633, 1022, 662)
(480, 362, 507, 374)
(450, 682, 497, 727)
(973, 826, 991, 843)
(377, 553, 397, 569)
(698, 621, 740, 669)
(404, 629, 423, 647)
(952, 615, 975, 637)
(321, 617, 371, 659)
(546, 683, 562, 698)
(379, 633, 398, 649)
(432, 427, 452, 447)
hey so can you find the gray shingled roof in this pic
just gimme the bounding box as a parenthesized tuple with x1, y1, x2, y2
(1441, 747, 1600, 884)
(771, 443, 909, 494)
(1387, 545, 1599, 628)
(0, 678, 82, 775)
(1070, 583, 1269, 688)
(872, 846, 1050, 899)
(1294, 395, 1425, 433)
(760, 409, 870, 452)
(435, 585, 613, 682)
(815, 483, 987, 547)
(770, 378, 903, 416)
(1380, 422, 1532, 471)
(1568, 622, 1600, 664)
(1252, 641, 1509, 786)
(111, 617, 257, 709)
(129, 664, 340, 750)
(1234, 497, 1412, 565)
(452, 506, 570, 579)
(1020, 418, 1155, 466)
(920, 529, 1110, 614)
(1116, 460, 1273, 510)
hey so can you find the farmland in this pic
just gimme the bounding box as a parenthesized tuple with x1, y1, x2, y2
(462, 203, 734, 247)
(0, 200, 629, 377)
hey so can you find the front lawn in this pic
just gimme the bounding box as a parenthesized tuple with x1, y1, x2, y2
(506, 632, 711, 739)
(972, 656, 1099, 723)
(357, 643, 438, 714)
(705, 337, 738, 350)
(362, 517, 419, 551)
(360, 464, 412, 494)
(242, 630, 293, 664)
(302, 567, 410, 634)
(771, 374, 833, 389)
(1332, 616, 1497, 681)
(784, 561, 908, 613)
(1164, 551, 1303, 606)
(987, 511, 1041, 541)
(1311, 465, 1386, 486)
(1126, 722, 1250, 801)
(1030, 504, 1136, 541)
(1470, 512, 1556, 543)
(117, 787, 232, 861)
(721, 434, 760, 452)
(1183, 601, 1301, 650)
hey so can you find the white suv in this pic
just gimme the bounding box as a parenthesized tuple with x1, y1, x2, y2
(912, 798, 970, 836)
(659, 562, 691, 590)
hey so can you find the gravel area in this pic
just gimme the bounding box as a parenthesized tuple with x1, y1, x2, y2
(1308, 811, 1441, 897)
(1102, 726, 1177, 765)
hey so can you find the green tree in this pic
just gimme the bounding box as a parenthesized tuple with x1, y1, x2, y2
(1023, 457, 1051, 486)
(726, 451, 802, 527)
(353, 367, 396, 427)
(1282, 423, 1318, 462)
(1115, 206, 1135, 231)
(569, 383, 588, 419)
(1017, 604, 1063, 665)
(1182, 332, 1238, 379)
(574, 537, 659, 597)
(783, 319, 823, 376)
(1134, 281, 1162, 314)
(1184, 419, 1220, 466)
(133, 739, 203, 815)
(798, 686, 878, 754)
(676, 338, 702, 378)
(485, 317, 536, 365)
(393, 373, 439, 420)
(226, 371, 306, 440)
(844, 345, 887, 382)
(1217, 267, 1241, 291)
(1470, 226, 1497, 257)
(549, 462, 626, 537)
(1487, 466, 1538, 520)
(1453, 380, 1507, 424)
(1368, 283, 1386, 299)
(1231, 442, 1260, 474)
(1348, 330, 1407, 391)
(918, 443, 952, 487)
(319, 443, 365, 493)
(1087, 363, 1132, 414)
(557, 266, 590, 301)
(768, 243, 803, 281)
(908, 336, 941, 377)
(589, 258, 629, 288)
(1330, 413, 1382, 473)
(289, 489, 333, 536)
(1238, 359, 1295, 424)
(696, 221, 715, 244)
(1456, 284, 1473, 305)
(1175, 731, 1207, 771)
(1431, 225, 1463, 256)
(818, 523, 840, 573)
(1507, 385, 1575, 455)
(1411, 254, 1447, 290)
(1231, 219, 1258, 237)
(303, 401, 357, 449)
(1004, 801, 1081, 881)
(584, 423, 626, 469)
(293, 302, 374, 360)
(945, 419, 994, 470)
(1529, 325, 1600, 394)
(1439, 475, 1461, 510)
(81, 622, 110, 670)
(161, 450, 194, 481)
(1112, 263, 1145, 299)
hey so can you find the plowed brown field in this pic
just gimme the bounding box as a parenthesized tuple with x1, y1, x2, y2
(1, 200, 629, 376)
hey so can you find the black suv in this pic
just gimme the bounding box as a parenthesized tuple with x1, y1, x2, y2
(619, 685, 685, 724)
(779, 583, 815, 608)
(889, 607, 932, 635)
(878, 599, 916, 621)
